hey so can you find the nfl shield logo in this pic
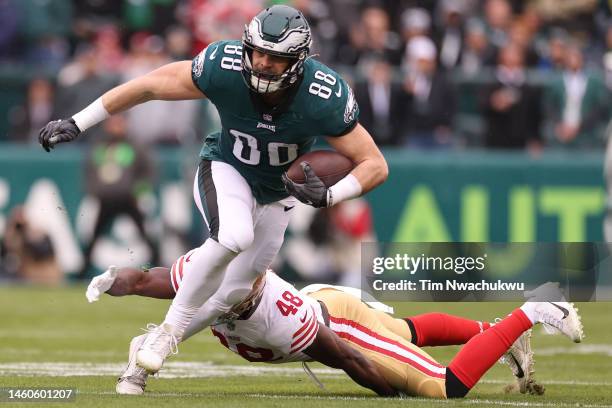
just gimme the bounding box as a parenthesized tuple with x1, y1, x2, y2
(263, 114, 273, 122)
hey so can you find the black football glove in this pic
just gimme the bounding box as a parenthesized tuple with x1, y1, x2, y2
(282, 162, 329, 208)
(39, 118, 81, 152)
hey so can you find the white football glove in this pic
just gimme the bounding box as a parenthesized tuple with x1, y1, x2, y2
(86, 266, 119, 303)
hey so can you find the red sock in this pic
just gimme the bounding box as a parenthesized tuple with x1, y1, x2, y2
(447, 308, 533, 389)
(407, 313, 492, 347)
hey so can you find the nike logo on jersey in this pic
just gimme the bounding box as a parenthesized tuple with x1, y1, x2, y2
(548, 302, 569, 319)
(185, 252, 193, 263)
(209, 46, 218, 60)
(299, 312, 308, 323)
(335, 83, 342, 97)
(284, 206, 295, 212)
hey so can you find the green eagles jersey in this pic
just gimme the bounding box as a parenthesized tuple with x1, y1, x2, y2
(191, 40, 359, 204)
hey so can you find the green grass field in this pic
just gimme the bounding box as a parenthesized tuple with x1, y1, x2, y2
(0, 284, 611, 407)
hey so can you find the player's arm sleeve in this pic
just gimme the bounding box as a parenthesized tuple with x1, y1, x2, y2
(287, 304, 320, 354)
(191, 42, 222, 97)
(303, 324, 398, 396)
(318, 79, 360, 137)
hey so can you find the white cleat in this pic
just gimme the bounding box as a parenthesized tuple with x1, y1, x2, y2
(116, 334, 148, 395)
(533, 302, 583, 343)
(136, 323, 179, 374)
(86, 266, 119, 303)
(524, 282, 584, 343)
(500, 330, 544, 395)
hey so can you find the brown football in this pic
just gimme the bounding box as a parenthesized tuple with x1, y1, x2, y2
(286, 150, 354, 187)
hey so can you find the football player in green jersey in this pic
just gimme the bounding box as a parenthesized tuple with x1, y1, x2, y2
(39, 5, 388, 374)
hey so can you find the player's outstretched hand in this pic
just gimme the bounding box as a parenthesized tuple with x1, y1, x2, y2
(39, 118, 81, 152)
(282, 162, 328, 208)
(86, 266, 119, 303)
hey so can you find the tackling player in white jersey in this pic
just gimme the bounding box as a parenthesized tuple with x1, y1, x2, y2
(88, 248, 583, 398)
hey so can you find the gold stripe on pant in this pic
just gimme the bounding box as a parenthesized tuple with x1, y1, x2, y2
(309, 289, 447, 398)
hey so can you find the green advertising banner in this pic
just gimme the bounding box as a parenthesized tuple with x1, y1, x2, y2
(369, 150, 606, 243)
(0, 146, 606, 251)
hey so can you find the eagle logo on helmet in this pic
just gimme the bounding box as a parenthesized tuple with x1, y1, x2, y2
(279, 26, 312, 53)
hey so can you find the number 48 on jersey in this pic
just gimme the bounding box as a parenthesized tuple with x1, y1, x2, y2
(276, 291, 303, 316)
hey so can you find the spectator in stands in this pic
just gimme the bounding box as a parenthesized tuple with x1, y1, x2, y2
(545, 43, 609, 149)
(186, 0, 261, 55)
(484, 0, 513, 48)
(8, 78, 55, 143)
(291, 0, 338, 64)
(458, 18, 497, 76)
(122, 0, 178, 35)
(325, 199, 376, 287)
(75, 0, 178, 36)
(340, 5, 402, 67)
(165, 25, 193, 61)
(282, 198, 375, 287)
(74, 0, 122, 23)
(324, 0, 362, 47)
(4, 0, 612, 156)
(602, 24, 612, 89)
(521, 3, 544, 37)
(0, 0, 20, 61)
(80, 114, 158, 279)
(520, 4, 551, 60)
(121, 32, 198, 145)
(92, 24, 125, 75)
(480, 43, 542, 150)
(401, 7, 431, 44)
(18, 0, 72, 72)
(538, 28, 569, 72)
(55, 45, 118, 142)
(434, 0, 466, 71)
(122, 32, 168, 79)
(1, 205, 61, 286)
(354, 54, 403, 146)
(530, 0, 597, 34)
(398, 36, 456, 149)
(508, 19, 539, 67)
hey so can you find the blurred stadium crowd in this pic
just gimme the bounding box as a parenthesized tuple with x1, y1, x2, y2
(2, 0, 612, 151)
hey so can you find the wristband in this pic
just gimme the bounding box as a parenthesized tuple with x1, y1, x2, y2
(327, 174, 362, 207)
(72, 97, 110, 132)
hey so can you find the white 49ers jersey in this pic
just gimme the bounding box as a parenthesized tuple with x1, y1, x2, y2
(210, 272, 324, 363)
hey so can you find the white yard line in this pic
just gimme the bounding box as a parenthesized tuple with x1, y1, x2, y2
(0, 361, 342, 378)
(480, 379, 612, 386)
(535, 344, 612, 357)
(0, 361, 610, 388)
